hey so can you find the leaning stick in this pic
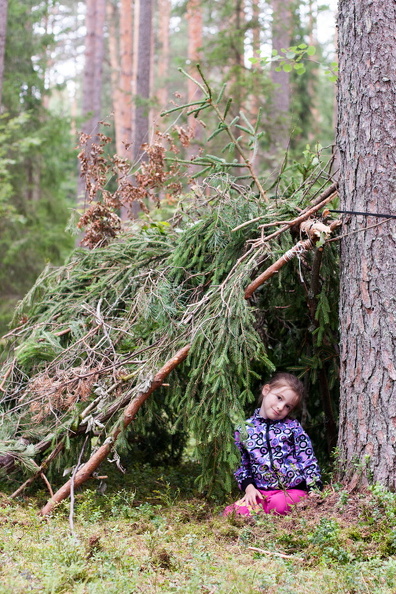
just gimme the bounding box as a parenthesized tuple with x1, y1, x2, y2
(257, 190, 338, 243)
(244, 237, 315, 299)
(244, 219, 341, 299)
(40, 344, 191, 516)
(231, 182, 338, 233)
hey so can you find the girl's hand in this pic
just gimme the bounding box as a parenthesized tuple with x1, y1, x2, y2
(236, 484, 263, 509)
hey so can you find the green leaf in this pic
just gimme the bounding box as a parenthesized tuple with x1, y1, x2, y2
(282, 63, 292, 72)
(307, 46, 316, 56)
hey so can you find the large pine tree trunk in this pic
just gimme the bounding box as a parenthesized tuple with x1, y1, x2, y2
(337, 0, 396, 489)
(0, 0, 8, 106)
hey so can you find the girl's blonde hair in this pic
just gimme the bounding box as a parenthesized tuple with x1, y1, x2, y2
(258, 372, 305, 408)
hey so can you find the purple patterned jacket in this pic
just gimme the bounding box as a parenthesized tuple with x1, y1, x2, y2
(234, 409, 322, 492)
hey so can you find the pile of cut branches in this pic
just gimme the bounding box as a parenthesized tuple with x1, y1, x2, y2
(0, 163, 339, 511)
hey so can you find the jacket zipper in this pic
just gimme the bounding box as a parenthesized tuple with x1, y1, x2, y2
(265, 422, 274, 469)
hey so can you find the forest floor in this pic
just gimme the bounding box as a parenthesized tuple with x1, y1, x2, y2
(1, 462, 396, 594)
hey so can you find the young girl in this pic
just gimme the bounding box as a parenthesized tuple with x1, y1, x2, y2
(224, 372, 322, 517)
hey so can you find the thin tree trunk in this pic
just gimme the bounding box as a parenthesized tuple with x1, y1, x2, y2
(107, 1, 123, 156)
(270, 0, 292, 153)
(337, 0, 396, 489)
(156, 0, 170, 110)
(40, 345, 190, 516)
(0, 0, 8, 107)
(108, 0, 134, 221)
(131, 0, 153, 217)
(119, 0, 134, 157)
(77, 0, 107, 209)
(306, 0, 319, 143)
(250, 0, 262, 172)
(133, 0, 153, 159)
(186, 0, 203, 151)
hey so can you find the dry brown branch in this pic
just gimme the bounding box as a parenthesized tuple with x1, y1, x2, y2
(307, 181, 338, 208)
(231, 182, 338, 233)
(244, 237, 315, 299)
(40, 472, 54, 498)
(0, 359, 15, 392)
(54, 328, 71, 337)
(259, 190, 338, 243)
(40, 344, 191, 516)
(244, 219, 341, 299)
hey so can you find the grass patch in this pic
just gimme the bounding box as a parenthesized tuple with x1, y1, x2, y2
(1, 465, 396, 593)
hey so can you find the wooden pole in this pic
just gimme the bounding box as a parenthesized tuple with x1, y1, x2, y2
(40, 344, 190, 516)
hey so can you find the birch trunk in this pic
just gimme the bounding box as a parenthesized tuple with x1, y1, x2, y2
(337, 0, 396, 488)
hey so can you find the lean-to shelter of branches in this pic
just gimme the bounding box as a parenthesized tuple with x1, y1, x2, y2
(0, 170, 340, 510)
(0, 72, 341, 509)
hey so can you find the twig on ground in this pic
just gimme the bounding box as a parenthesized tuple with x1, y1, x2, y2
(248, 546, 304, 562)
(69, 436, 89, 537)
(40, 472, 54, 498)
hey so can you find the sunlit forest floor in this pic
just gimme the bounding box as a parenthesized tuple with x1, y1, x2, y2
(1, 462, 396, 593)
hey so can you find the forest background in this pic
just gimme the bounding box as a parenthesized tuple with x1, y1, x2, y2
(0, 0, 337, 336)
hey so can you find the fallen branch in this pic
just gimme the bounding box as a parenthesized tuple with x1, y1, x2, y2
(248, 546, 304, 562)
(245, 219, 340, 299)
(40, 344, 191, 516)
(40, 472, 54, 499)
(258, 190, 338, 243)
(231, 182, 338, 233)
(245, 237, 315, 299)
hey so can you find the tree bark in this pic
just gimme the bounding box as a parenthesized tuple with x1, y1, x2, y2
(119, 0, 134, 157)
(107, 1, 123, 156)
(108, 0, 134, 221)
(270, 0, 292, 153)
(40, 345, 190, 516)
(131, 0, 153, 217)
(0, 0, 8, 107)
(77, 0, 107, 207)
(337, 0, 396, 489)
(156, 0, 171, 110)
(133, 0, 153, 159)
(81, 0, 106, 139)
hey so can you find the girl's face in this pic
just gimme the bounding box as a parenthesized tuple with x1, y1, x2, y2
(259, 383, 298, 420)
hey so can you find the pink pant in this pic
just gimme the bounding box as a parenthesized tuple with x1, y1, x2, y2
(223, 488, 307, 517)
